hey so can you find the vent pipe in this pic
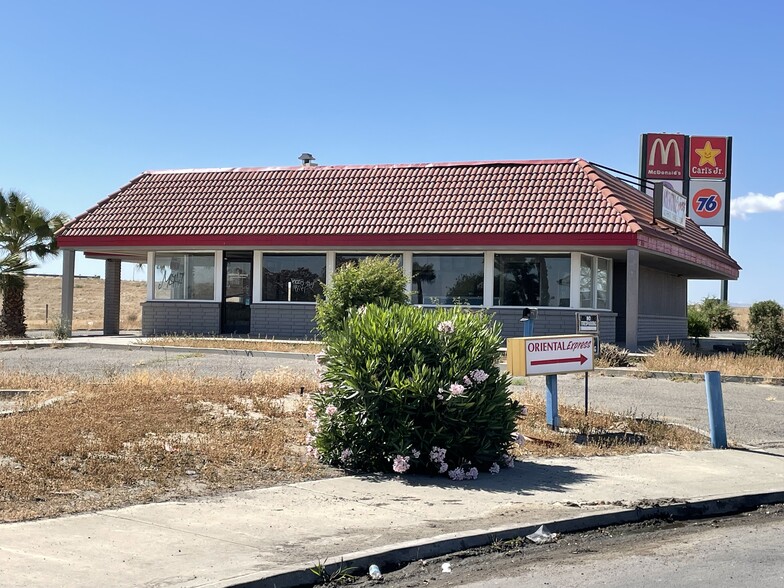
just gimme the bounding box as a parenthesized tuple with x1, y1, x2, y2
(298, 152, 316, 166)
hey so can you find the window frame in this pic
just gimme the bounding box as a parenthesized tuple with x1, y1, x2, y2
(492, 253, 572, 308)
(410, 252, 485, 306)
(575, 253, 612, 310)
(260, 252, 327, 303)
(148, 251, 219, 302)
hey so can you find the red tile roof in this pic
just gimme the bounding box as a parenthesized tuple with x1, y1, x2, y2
(56, 158, 739, 278)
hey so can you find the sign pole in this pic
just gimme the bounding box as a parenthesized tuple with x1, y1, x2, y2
(546, 374, 559, 430)
(584, 372, 588, 416)
(721, 137, 733, 303)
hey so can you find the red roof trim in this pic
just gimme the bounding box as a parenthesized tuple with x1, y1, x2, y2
(57, 232, 638, 249)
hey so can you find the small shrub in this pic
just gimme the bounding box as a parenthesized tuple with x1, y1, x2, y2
(315, 256, 408, 338)
(700, 296, 738, 331)
(307, 304, 520, 476)
(597, 343, 630, 367)
(749, 300, 783, 331)
(51, 314, 71, 340)
(748, 315, 784, 358)
(687, 306, 710, 338)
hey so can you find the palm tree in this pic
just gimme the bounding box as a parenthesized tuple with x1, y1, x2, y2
(0, 190, 69, 337)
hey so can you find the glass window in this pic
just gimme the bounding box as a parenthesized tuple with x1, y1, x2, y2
(335, 253, 402, 269)
(154, 253, 215, 300)
(494, 255, 570, 307)
(411, 254, 483, 305)
(596, 257, 610, 309)
(579, 254, 612, 309)
(580, 255, 593, 308)
(262, 254, 326, 302)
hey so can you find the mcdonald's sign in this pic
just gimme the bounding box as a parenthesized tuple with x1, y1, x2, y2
(644, 134, 685, 179)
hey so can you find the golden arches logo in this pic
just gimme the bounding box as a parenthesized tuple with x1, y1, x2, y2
(648, 137, 681, 167)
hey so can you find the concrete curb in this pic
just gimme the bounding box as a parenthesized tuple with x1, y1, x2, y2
(217, 490, 784, 588)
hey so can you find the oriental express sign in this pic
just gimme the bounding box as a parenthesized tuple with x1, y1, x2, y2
(507, 335, 595, 377)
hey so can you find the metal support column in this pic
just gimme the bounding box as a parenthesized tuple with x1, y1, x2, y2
(60, 250, 75, 337)
(625, 249, 639, 352)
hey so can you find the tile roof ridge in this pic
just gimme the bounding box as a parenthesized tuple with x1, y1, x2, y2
(574, 159, 643, 234)
(142, 158, 582, 175)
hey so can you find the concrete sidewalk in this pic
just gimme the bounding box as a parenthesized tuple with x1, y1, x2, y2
(1, 448, 783, 588)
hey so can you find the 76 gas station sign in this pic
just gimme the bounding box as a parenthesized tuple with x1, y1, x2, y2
(689, 180, 726, 226)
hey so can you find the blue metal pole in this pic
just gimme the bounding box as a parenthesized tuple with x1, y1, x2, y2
(704, 370, 728, 449)
(546, 374, 559, 430)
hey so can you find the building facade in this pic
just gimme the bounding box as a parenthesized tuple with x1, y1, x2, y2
(55, 158, 740, 350)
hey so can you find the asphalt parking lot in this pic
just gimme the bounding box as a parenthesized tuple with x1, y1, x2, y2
(1, 345, 781, 449)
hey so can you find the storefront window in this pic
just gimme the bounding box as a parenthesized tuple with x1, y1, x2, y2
(335, 253, 402, 268)
(411, 254, 483, 305)
(154, 253, 215, 300)
(596, 257, 610, 309)
(494, 255, 570, 307)
(580, 255, 593, 308)
(262, 254, 326, 302)
(579, 254, 612, 309)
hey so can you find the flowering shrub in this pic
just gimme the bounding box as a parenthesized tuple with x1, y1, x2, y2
(315, 256, 408, 338)
(307, 303, 522, 477)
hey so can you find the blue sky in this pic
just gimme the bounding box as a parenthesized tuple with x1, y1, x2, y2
(1, 1, 781, 304)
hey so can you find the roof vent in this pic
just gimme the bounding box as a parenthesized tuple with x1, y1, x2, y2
(298, 152, 316, 166)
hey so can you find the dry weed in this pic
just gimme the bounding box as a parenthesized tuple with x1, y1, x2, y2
(641, 341, 784, 378)
(0, 369, 333, 522)
(142, 336, 323, 354)
(510, 389, 707, 458)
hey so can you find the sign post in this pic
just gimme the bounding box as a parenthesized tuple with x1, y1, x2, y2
(575, 313, 600, 416)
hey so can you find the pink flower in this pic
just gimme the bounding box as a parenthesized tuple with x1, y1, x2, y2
(466, 467, 479, 480)
(469, 369, 489, 383)
(463, 375, 473, 387)
(325, 405, 338, 416)
(340, 448, 353, 463)
(502, 454, 515, 468)
(489, 463, 500, 475)
(448, 467, 465, 481)
(430, 447, 447, 463)
(512, 432, 526, 447)
(392, 455, 410, 474)
(305, 433, 316, 445)
(318, 381, 333, 391)
(437, 320, 455, 334)
(411, 449, 421, 459)
(438, 462, 449, 474)
(449, 383, 465, 396)
(305, 405, 317, 422)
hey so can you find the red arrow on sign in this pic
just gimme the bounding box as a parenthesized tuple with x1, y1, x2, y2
(531, 354, 588, 367)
